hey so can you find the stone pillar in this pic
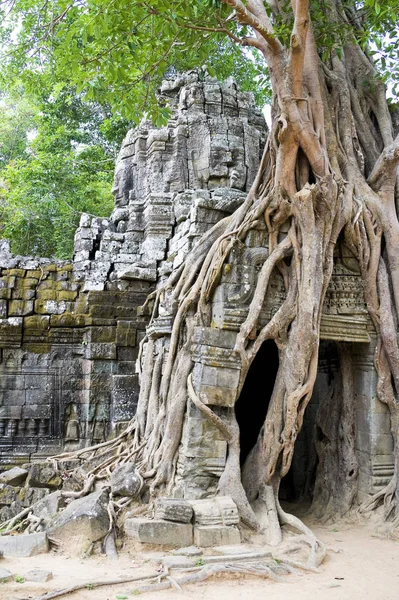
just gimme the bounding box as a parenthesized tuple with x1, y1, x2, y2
(352, 339, 394, 501)
(173, 327, 241, 499)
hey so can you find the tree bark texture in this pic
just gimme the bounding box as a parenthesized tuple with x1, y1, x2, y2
(52, 0, 399, 549)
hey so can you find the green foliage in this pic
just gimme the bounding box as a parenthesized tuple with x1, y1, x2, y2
(0, 0, 269, 122)
(1, 0, 398, 261)
(354, 1, 399, 99)
(0, 83, 121, 258)
(2, 0, 396, 117)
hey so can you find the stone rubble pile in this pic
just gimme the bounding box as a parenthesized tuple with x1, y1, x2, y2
(125, 495, 241, 548)
(0, 462, 241, 556)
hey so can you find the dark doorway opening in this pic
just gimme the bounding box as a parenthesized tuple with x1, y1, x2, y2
(279, 341, 341, 503)
(235, 339, 279, 465)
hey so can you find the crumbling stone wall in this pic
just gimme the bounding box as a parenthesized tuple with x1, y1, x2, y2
(0, 71, 394, 504)
(0, 71, 266, 465)
(0, 239, 149, 465)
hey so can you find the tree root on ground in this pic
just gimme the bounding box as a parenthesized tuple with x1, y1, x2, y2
(24, 572, 162, 600)
(277, 503, 326, 568)
(25, 553, 315, 600)
(359, 477, 397, 521)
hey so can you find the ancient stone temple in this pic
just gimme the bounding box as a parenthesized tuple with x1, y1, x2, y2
(0, 72, 393, 507)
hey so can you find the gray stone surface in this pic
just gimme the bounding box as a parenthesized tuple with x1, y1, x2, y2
(189, 496, 239, 526)
(212, 544, 255, 555)
(32, 491, 65, 526)
(47, 489, 110, 554)
(124, 518, 193, 547)
(24, 569, 53, 582)
(0, 467, 28, 487)
(154, 498, 193, 523)
(110, 463, 141, 497)
(26, 463, 62, 489)
(0, 532, 48, 557)
(0, 484, 17, 506)
(161, 556, 197, 569)
(171, 545, 202, 556)
(17, 486, 50, 508)
(193, 526, 241, 548)
(0, 568, 13, 582)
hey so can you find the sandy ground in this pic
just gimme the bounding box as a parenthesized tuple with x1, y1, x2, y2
(1, 515, 399, 600)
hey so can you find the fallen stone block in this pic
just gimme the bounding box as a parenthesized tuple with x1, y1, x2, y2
(110, 463, 141, 498)
(0, 505, 16, 522)
(26, 463, 62, 489)
(0, 532, 49, 557)
(0, 484, 17, 507)
(125, 518, 193, 547)
(47, 489, 110, 554)
(161, 556, 197, 569)
(24, 569, 53, 582)
(0, 467, 28, 487)
(18, 486, 50, 508)
(171, 545, 202, 557)
(32, 491, 66, 527)
(193, 525, 241, 548)
(154, 498, 193, 524)
(0, 568, 13, 582)
(189, 496, 239, 526)
(212, 544, 255, 555)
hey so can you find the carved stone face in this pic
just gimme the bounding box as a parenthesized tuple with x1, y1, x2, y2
(208, 145, 246, 190)
(112, 160, 132, 207)
(111, 75, 266, 216)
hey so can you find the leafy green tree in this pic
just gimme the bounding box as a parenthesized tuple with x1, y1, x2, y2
(2, 0, 399, 557)
(0, 2, 273, 121)
(0, 85, 125, 257)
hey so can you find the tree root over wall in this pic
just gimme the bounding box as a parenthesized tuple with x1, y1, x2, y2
(5, 0, 399, 562)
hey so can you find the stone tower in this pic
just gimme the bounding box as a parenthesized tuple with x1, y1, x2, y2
(0, 72, 393, 511)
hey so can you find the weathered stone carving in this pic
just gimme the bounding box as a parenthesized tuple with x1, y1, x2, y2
(0, 72, 393, 503)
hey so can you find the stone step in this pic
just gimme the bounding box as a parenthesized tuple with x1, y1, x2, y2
(125, 518, 193, 547)
(0, 532, 48, 557)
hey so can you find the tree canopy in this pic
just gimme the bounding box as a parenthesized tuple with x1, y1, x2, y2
(2, 0, 399, 563)
(1, 1, 398, 123)
(0, 84, 128, 257)
(0, 0, 281, 258)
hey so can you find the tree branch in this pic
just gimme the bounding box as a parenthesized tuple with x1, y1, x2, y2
(368, 134, 399, 190)
(289, 0, 309, 97)
(180, 21, 264, 50)
(222, 0, 283, 55)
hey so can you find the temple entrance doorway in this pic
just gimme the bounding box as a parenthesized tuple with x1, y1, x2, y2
(235, 339, 279, 465)
(280, 341, 351, 507)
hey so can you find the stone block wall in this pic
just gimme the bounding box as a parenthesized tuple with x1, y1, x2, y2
(0, 70, 394, 507)
(0, 71, 266, 465)
(352, 340, 394, 501)
(0, 240, 150, 465)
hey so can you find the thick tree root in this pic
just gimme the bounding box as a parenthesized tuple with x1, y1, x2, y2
(359, 477, 397, 521)
(276, 503, 326, 569)
(25, 573, 162, 600)
(25, 558, 298, 600)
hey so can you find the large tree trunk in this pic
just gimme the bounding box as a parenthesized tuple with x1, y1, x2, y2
(51, 0, 399, 557)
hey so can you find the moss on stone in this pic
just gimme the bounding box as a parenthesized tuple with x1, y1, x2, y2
(23, 315, 50, 330)
(57, 290, 78, 301)
(49, 312, 92, 327)
(3, 269, 26, 277)
(36, 290, 57, 301)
